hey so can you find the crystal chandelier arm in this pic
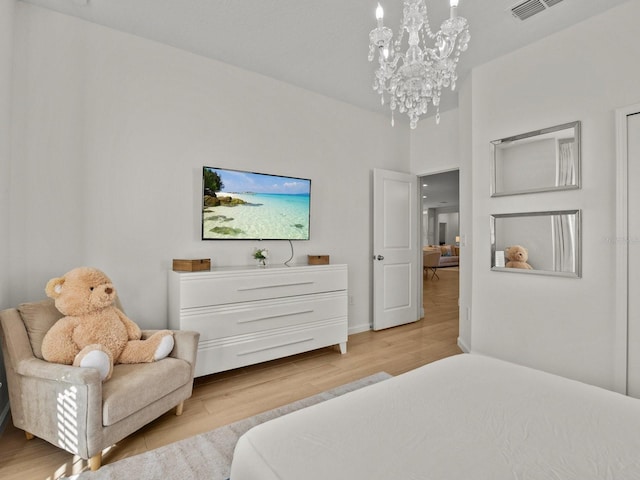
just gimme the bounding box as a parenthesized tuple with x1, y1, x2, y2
(377, 51, 402, 77)
(433, 34, 455, 60)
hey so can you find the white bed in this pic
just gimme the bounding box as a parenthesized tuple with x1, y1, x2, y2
(230, 354, 640, 480)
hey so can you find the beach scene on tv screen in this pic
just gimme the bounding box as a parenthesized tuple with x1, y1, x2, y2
(202, 167, 310, 240)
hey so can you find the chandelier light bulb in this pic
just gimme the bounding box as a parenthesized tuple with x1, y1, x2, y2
(450, 0, 458, 18)
(376, 3, 384, 28)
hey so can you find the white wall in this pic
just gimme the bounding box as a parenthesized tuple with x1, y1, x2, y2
(9, 3, 409, 334)
(470, 1, 640, 389)
(410, 108, 459, 175)
(0, 0, 15, 432)
(0, 0, 14, 309)
(410, 106, 472, 352)
(437, 210, 459, 246)
(457, 75, 473, 353)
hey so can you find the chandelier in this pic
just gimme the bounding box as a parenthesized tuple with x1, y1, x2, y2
(368, 0, 470, 129)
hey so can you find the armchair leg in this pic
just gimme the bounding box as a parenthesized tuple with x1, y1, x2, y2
(25, 431, 34, 440)
(430, 267, 439, 280)
(89, 452, 102, 471)
(175, 401, 184, 416)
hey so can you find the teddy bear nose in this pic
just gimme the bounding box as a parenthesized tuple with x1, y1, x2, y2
(105, 287, 113, 295)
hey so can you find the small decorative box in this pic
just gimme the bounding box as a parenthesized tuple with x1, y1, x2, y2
(307, 255, 330, 265)
(172, 259, 211, 272)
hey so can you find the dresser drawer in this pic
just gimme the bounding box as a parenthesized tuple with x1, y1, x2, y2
(180, 291, 347, 341)
(194, 320, 348, 377)
(173, 266, 347, 308)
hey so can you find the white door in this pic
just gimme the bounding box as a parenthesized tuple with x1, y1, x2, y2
(372, 168, 420, 330)
(627, 112, 640, 397)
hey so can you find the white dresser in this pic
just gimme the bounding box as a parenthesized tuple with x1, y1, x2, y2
(168, 264, 348, 377)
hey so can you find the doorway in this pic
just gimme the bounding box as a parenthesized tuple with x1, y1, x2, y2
(438, 223, 447, 245)
(420, 169, 460, 329)
(617, 106, 640, 396)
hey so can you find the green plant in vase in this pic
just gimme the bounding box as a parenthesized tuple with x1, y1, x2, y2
(253, 248, 269, 266)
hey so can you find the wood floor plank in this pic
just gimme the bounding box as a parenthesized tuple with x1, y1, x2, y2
(0, 269, 461, 479)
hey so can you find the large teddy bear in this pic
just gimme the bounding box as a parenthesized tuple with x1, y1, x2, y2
(505, 245, 533, 270)
(41, 267, 174, 381)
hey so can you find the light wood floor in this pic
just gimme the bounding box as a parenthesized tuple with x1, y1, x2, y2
(0, 267, 460, 480)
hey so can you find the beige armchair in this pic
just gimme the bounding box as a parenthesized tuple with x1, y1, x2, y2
(0, 299, 199, 470)
(423, 249, 442, 280)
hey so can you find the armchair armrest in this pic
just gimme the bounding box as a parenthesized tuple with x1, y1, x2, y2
(9, 358, 103, 460)
(16, 357, 102, 385)
(141, 329, 200, 376)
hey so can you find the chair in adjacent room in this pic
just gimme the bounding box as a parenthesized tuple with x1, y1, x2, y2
(0, 298, 199, 470)
(423, 249, 442, 280)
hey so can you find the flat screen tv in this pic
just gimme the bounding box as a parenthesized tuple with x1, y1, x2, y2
(202, 166, 311, 240)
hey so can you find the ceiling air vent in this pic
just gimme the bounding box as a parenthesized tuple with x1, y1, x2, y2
(511, 0, 564, 21)
(511, 0, 545, 20)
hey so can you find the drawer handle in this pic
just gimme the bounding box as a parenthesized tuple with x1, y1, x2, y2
(237, 281, 315, 291)
(237, 310, 314, 324)
(238, 337, 313, 356)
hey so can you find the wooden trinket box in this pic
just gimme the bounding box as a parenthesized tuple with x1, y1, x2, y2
(307, 255, 330, 265)
(172, 258, 211, 272)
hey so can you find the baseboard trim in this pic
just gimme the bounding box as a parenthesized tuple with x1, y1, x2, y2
(348, 323, 372, 335)
(457, 336, 470, 353)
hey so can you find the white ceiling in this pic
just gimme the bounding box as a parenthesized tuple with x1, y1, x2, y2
(421, 170, 459, 210)
(19, 0, 630, 122)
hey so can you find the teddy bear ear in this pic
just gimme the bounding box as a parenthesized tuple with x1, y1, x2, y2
(45, 277, 65, 299)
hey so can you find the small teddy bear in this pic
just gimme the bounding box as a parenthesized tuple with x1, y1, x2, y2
(505, 245, 533, 270)
(41, 267, 174, 381)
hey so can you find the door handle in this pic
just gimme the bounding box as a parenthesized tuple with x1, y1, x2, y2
(375, 255, 384, 261)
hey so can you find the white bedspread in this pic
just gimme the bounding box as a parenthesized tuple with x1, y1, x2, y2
(230, 354, 640, 480)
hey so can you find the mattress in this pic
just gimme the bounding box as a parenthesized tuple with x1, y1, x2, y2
(230, 353, 640, 480)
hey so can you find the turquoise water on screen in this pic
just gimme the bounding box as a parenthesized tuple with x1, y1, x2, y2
(203, 192, 310, 240)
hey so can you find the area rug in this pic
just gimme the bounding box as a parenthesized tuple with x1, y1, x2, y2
(66, 372, 391, 480)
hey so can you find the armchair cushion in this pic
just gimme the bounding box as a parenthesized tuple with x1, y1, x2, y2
(18, 299, 62, 359)
(103, 358, 192, 426)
